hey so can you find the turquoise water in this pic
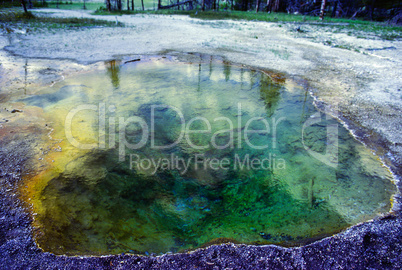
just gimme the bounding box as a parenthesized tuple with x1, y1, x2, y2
(21, 56, 395, 255)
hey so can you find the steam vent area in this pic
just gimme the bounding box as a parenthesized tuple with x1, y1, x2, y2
(1, 55, 397, 261)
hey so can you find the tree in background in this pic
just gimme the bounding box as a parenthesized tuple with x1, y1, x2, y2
(21, 0, 28, 13)
(265, 0, 281, 12)
(319, 0, 327, 19)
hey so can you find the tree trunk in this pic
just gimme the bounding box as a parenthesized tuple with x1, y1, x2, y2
(217, 0, 219, 11)
(368, 0, 376, 20)
(158, 0, 161, 9)
(131, 0, 134, 10)
(319, 0, 327, 20)
(266, 0, 271, 12)
(141, 0, 144, 10)
(21, 0, 28, 13)
(256, 0, 260, 13)
(331, 0, 338, 18)
(106, 0, 111, 11)
(272, 0, 279, 12)
(201, 0, 205, 11)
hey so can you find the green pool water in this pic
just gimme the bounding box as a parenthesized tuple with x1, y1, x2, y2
(21, 55, 395, 255)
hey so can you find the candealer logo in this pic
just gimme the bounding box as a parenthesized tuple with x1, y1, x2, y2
(64, 103, 286, 156)
(129, 153, 286, 175)
(64, 102, 338, 169)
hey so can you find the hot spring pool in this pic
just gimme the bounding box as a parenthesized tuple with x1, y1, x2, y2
(18, 55, 395, 255)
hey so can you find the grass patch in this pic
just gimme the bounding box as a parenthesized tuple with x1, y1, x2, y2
(319, 22, 401, 40)
(94, 9, 321, 23)
(0, 9, 123, 32)
(190, 10, 320, 22)
(0, 1, 48, 8)
(381, 33, 401, 40)
(93, 8, 401, 40)
(47, 2, 104, 11)
(46, 0, 156, 11)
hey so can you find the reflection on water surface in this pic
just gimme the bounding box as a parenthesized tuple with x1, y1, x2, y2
(18, 55, 395, 255)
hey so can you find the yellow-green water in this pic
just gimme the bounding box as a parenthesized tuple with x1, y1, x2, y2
(19, 56, 395, 255)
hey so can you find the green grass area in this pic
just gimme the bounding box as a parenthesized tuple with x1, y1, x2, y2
(45, 0, 157, 11)
(0, 1, 47, 8)
(94, 8, 322, 23)
(2, 2, 401, 41)
(47, 2, 104, 11)
(0, 9, 123, 32)
(311, 20, 402, 40)
(92, 8, 401, 40)
(190, 10, 322, 22)
(93, 8, 400, 26)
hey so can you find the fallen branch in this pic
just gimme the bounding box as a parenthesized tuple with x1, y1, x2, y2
(124, 59, 141, 64)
